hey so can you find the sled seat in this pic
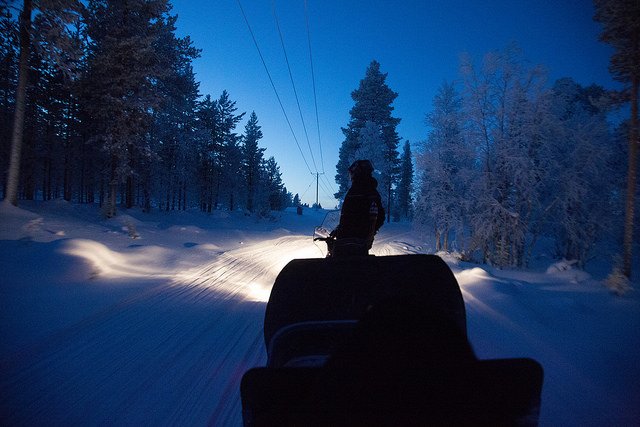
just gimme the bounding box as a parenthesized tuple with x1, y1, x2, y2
(241, 358, 544, 426)
(267, 320, 358, 367)
(264, 254, 467, 356)
(248, 254, 544, 425)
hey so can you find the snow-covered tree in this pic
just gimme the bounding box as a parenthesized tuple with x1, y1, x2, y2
(195, 91, 244, 212)
(4, 0, 83, 206)
(461, 46, 549, 267)
(544, 79, 613, 266)
(416, 81, 474, 253)
(153, 60, 201, 212)
(0, 0, 296, 215)
(82, 0, 173, 217)
(336, 60, 400, 220)
(353, 120, 383, 167)
(148, 12, 201, 212)
(0, 4, 19, 197)
(2, 4, 85, 203)
(594, 0, 640, 278)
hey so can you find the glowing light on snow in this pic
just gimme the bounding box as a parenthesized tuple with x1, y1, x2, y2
(61, 239, 174, 280)
(454, 267, 528, 337)
(247, 282, 272, 302)
(454, 267, 492, 288)
(172, 235, 322, 302)
(62, 235, 322, 303)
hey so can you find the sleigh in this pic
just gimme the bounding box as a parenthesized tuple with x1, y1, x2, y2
(240, 254, 544, 426)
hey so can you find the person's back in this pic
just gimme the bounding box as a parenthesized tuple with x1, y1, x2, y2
(331, 160, 384, 256)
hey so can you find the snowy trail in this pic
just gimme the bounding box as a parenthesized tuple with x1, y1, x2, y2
(1, 235, 320, 426)
(1, 216, 638, 426)
(456, 267, 640, 426)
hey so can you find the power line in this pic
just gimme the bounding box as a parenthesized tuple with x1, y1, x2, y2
(320, 175, 337, 201)
(237, 0, 336, 206)
(299, 176, 316, 200)
(320, 172, 337, 195)
(236, 0, 314, 175)
(304, 0, 324, 174)
(272, 0, 318, 174)
(318, 180, 334, 202)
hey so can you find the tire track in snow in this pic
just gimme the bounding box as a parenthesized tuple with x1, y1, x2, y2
(0, 235, 319, 426)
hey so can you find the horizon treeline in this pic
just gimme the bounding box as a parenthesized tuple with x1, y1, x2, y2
(0, 0, 293, 217)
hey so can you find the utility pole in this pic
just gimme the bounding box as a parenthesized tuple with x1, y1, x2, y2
(313, 172, 324, 209)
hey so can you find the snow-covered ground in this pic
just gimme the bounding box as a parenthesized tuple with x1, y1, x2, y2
(1, 200, 638, 426)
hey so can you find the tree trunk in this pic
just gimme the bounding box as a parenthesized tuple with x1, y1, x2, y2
(126, 175, 133, 209)
(64, 152, 71, 201)
(4, 0, 32, 206)
(247, 172, 254, 212)
(107, 154, 117, 217)
(623, 75, 639, 278)
(443, 227, 449, 252)
(182, 180, 186, 210)
(143, 187, 150, 213)
(386, 180, 392, 223)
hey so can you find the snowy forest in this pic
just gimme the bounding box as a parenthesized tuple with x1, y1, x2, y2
(414, 50, 624, 270)
(335, 53, 627, 273)
(335, 2, 638, 280)
(0, 0, 293, 219)
(1, 0, 639, 280)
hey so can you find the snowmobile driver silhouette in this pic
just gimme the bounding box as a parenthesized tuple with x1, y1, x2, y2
(325, 159, 385, 257)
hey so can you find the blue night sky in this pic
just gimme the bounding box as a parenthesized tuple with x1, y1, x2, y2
(169, 0, 616, 208)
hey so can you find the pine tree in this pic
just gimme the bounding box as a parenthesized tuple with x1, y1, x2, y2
(150, 15, 201, 212)
(354, 120, 384, 167)
(216, 90, 245, 211)
(263, 156, 286, 212)
(594, 0, 640, 278)
(395, 140, 413, 220)
(194, 91, 245, 212)
(0, 1, 294, 214)
(82, 0, 172, 217)
(60, 21, 85, 202)
(195, 94, 218, 212)
(336, 60, 400, 220)
(26, 12, 85, 202)
(4, 0, 82, 206)
(241, 111, 265, 213)
(0, 4, 19, 197)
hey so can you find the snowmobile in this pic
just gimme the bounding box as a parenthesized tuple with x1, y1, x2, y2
(312, 209, 339, 258)
(312, 209, 376, 258)
(240, 217, 544, 426)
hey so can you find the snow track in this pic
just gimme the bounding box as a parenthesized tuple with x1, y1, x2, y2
(1, 215, 638, 426)
(1, 235, 320, 426)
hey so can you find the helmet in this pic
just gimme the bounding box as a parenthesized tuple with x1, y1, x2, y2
(348, 159, 374, 178)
